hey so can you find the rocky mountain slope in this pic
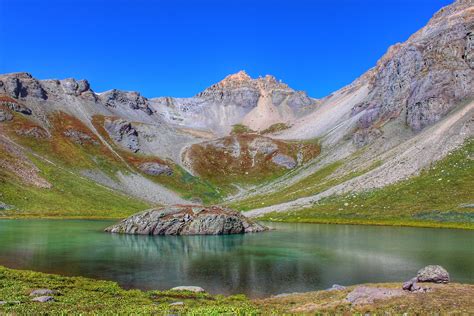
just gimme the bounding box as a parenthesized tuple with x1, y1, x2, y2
(151, 70, 317, 135)
(0, 0, 472, 226)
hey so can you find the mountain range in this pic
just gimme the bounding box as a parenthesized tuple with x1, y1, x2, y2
(0, 0, 472, 226)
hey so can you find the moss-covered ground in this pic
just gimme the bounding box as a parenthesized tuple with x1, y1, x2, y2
(0, 266, 258, 315)
(1, 266, 473, 314)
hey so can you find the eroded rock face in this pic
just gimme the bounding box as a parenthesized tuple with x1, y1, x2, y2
(104, 205, 268, 236)
(0, 109, 13, 122)
(0, 72, 47, 100)
(104, 118, 140, 152)
(139, 162, 173, 176)
(15, 126, 49, 139)
(99, 89, 153, 115)
(271, 154, 296, 169)
(63, 129, 99, 145)
(351, 0, 474, 144)
(0, 96, 32, 115)
(152, 71, 318, 134)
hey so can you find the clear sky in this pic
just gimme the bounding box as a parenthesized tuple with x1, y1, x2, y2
(0, 0, 452, 98)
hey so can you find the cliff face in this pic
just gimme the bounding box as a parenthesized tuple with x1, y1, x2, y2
(350, 0, 473, 144)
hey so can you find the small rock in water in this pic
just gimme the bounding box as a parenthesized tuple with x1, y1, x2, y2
(416, 265, 450, 283)
(30, 289, 57, 296)
(169, 301, 184, 306)
(327, 284, 346, 291)
(170, 286, 206, 293)
(31, 296, 54, 303)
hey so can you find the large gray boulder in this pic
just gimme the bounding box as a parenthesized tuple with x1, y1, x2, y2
(403, 265, 450, 292)
(416, 265, 450, 283)
(105, 205, 268, 236)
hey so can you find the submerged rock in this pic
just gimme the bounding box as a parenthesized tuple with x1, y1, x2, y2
(104, 205, 268, 236)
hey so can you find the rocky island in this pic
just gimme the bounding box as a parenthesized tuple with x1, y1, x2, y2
(104, 205, 268, 235)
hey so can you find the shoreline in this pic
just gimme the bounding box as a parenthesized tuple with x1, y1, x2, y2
(0, 214, 473, 230)
(0, 266, 473, 314)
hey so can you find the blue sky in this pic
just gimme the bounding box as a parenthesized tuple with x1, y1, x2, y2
(0, 0, 451, 98)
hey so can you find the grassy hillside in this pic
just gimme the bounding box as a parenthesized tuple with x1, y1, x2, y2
(230, 158, 381, 211)
(0, 155, 149, 219)
(258, 139, 474, 229)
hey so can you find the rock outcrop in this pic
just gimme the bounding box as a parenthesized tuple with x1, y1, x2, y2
(99, 89, 153, 115)
(403, 265, 450, 292)
(104, 205, 268, 235)
(104, 118, 140, 152)
(350, 0, 474, 145)
(346, 286, 405, 305)
(139, 162, 173, 176)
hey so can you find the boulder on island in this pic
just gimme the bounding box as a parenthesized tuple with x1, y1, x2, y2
(104, 205, 268, 236)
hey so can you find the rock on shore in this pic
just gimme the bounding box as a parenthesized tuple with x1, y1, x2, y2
(104, 205, 268, 236)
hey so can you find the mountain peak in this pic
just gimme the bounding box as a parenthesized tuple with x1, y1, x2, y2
(219, 70, 252, 86)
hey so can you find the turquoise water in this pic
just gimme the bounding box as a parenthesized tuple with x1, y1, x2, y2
(0, 220, 472, 297)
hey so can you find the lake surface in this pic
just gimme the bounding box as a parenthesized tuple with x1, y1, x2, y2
(0, 220, 472, 297)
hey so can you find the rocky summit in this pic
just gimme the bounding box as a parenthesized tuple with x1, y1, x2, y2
(104, 205, 268, 235)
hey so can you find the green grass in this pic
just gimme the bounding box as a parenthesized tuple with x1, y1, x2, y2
(0, 155, 150, 219)
(1, 266, 473, 315)
(259, 139, 474, 229)
(231, 124, 255, 135)
(0, 266, 259, 315)
(230, 159, 381, 211)
(260, 123, 291, 135)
